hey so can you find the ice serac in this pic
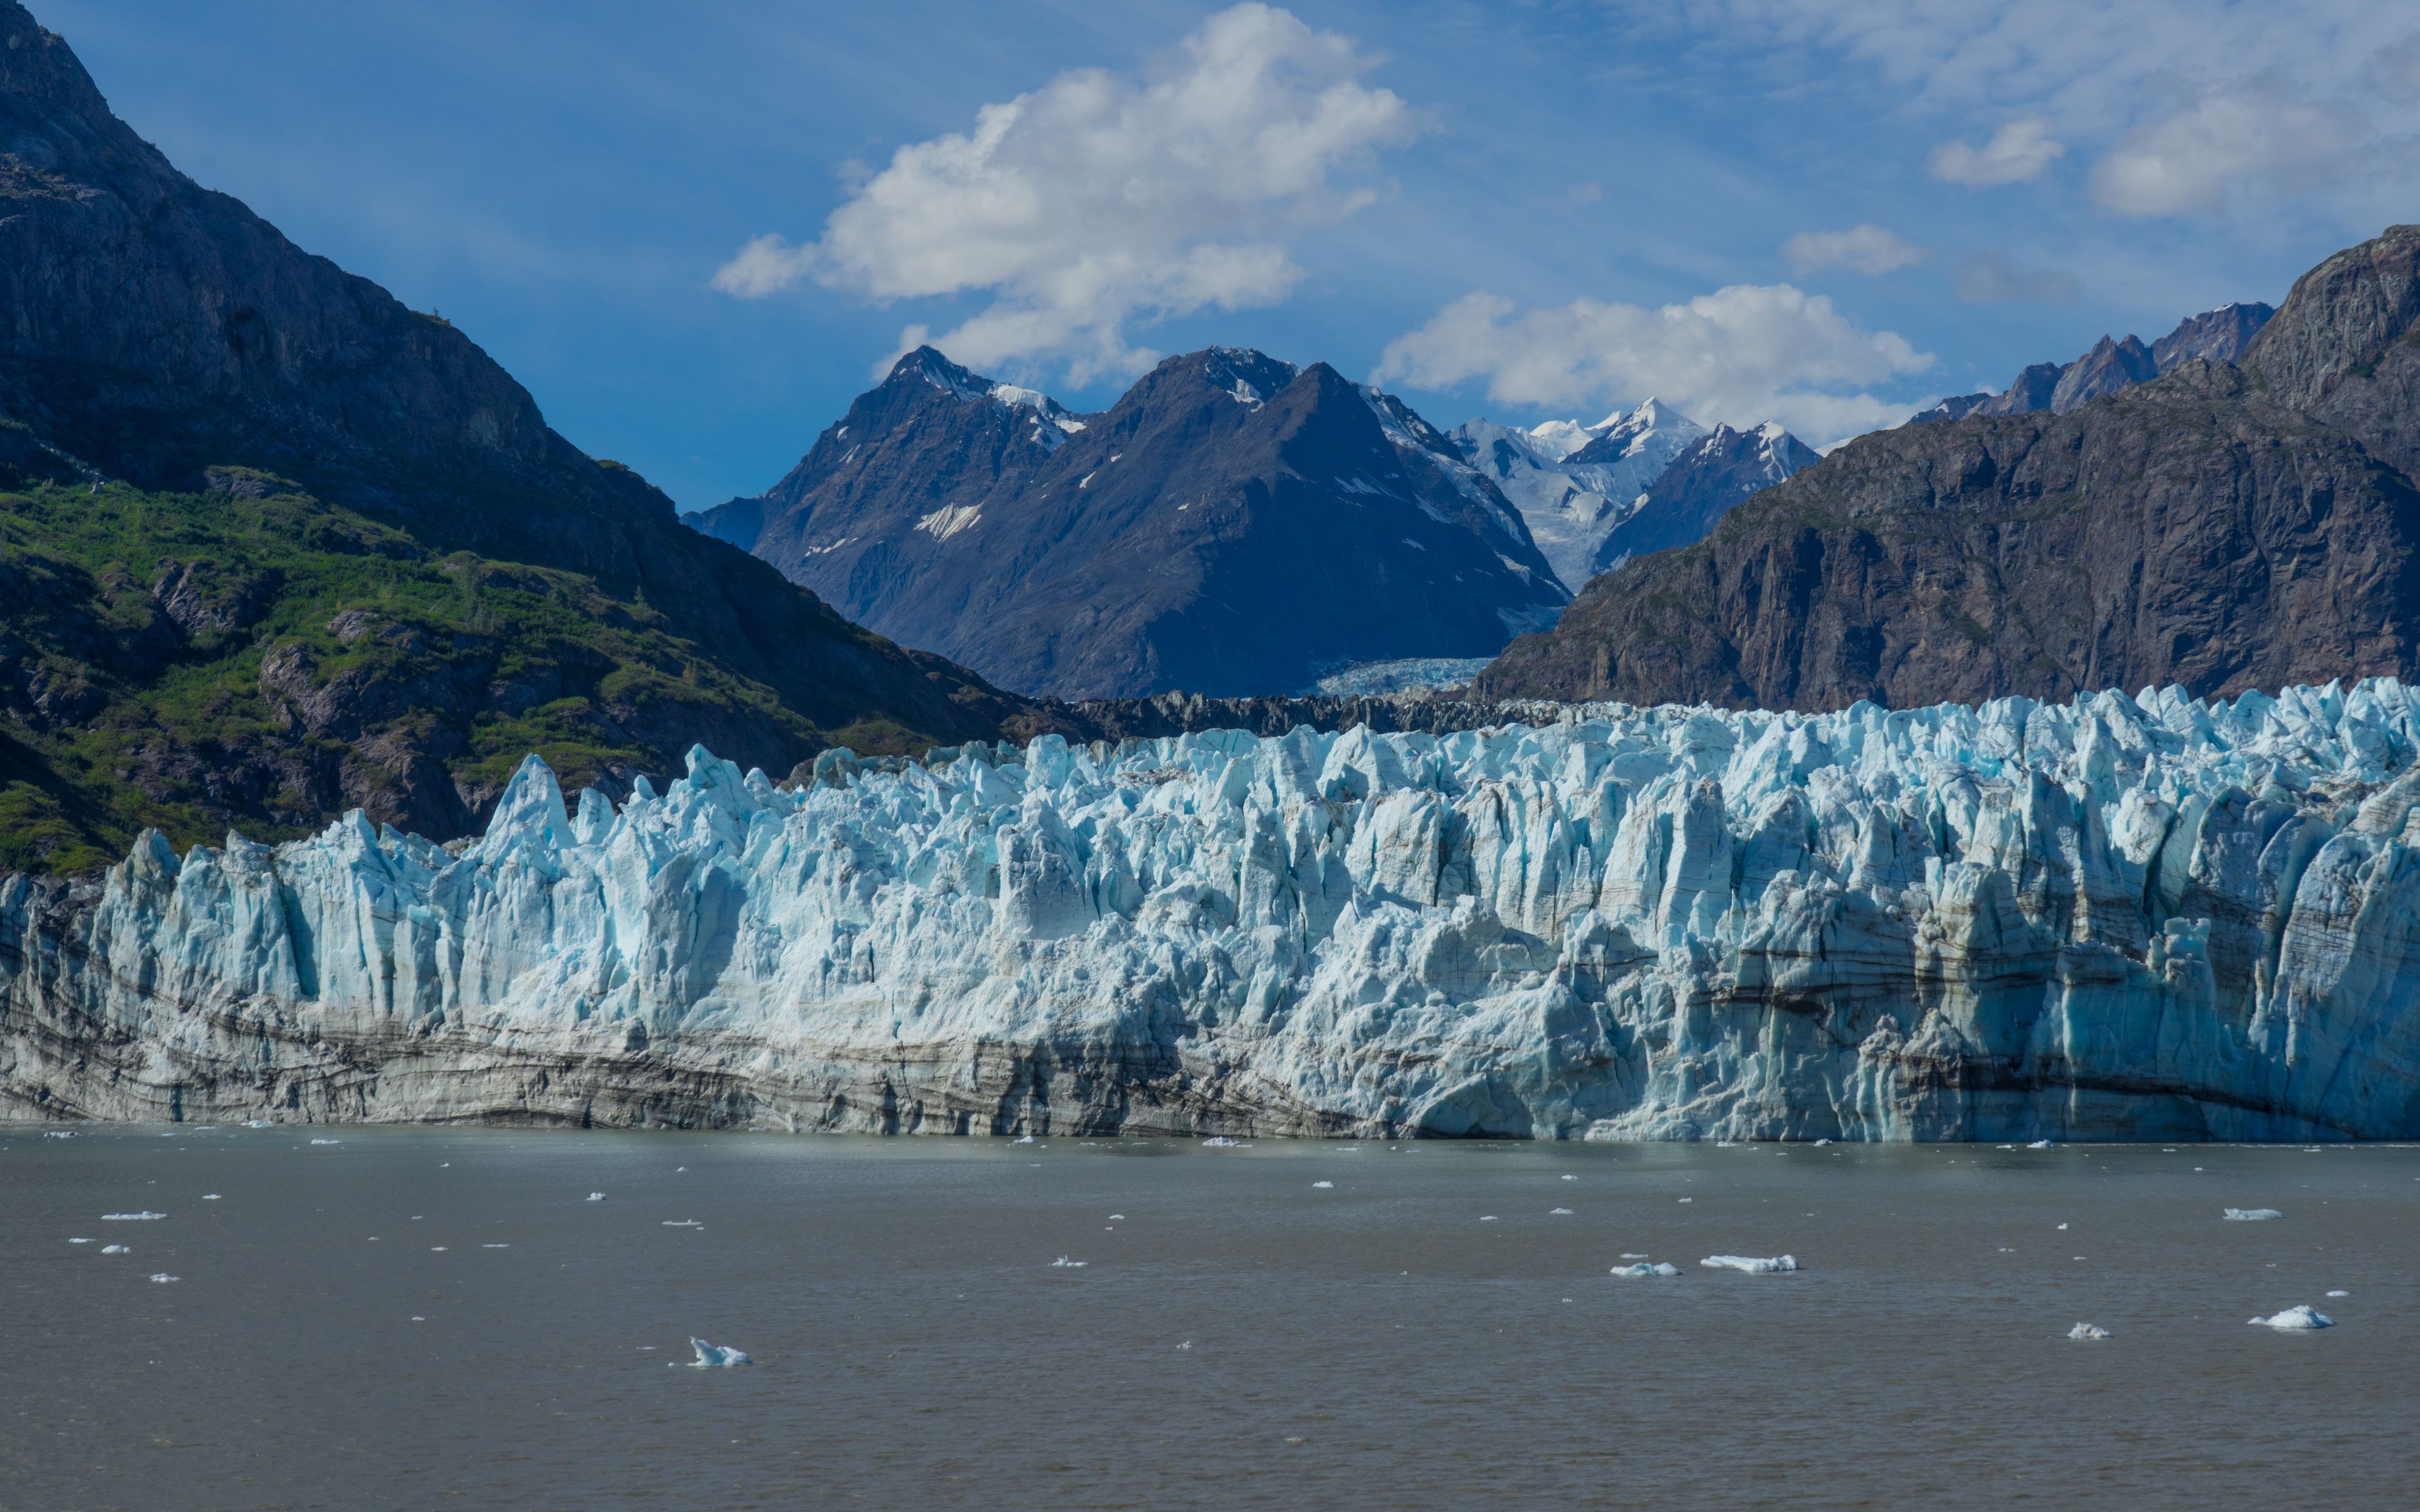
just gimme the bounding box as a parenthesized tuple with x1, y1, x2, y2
(10, 681, 2420, 1142)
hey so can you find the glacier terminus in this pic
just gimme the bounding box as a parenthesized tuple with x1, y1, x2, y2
(8, 680, 2420, 1142)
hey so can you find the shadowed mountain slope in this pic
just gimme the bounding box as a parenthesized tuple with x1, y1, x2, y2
(1475, 227, 2420, 711)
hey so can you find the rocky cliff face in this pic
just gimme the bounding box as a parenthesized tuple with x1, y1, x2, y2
(689, 348, 1567, 700)
(1477, 228, 2420, 712)
(0, 2, 1043, 866)
(10, 679, 2420, 1141)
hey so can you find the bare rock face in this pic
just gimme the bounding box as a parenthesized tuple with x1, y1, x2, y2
(1477, 227, 2420, 713)
(10, 681, 2420, 1141)
(688, 347, 1567, 700)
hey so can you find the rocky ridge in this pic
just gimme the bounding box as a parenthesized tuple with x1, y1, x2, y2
(690, 348, 1566, 700)
(1476, 227, 2420, 712)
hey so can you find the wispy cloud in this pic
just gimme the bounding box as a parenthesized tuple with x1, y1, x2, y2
(1639, 1, 2419, 220)
(710, 3, 1419, 381)
(1954, 252, 2080, 304)
(1784, 224, 1925, 275)
(1927, 118, 2063, 188)
(1374, 282, 1932, 447)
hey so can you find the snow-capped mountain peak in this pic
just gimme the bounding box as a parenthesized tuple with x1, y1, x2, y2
(1446, 399, 1705, 590)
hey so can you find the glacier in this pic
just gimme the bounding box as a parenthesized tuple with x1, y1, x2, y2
(9, 680, 2420, 1141)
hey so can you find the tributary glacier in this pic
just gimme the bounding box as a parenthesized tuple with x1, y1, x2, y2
(9, 682, 2420, 1140)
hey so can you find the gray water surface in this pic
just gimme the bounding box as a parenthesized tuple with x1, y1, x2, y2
(4, 1128, 2412, 1510)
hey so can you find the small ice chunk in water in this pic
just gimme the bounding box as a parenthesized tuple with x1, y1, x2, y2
(2248, 1305, 2334, 1331)
(1109, 1215, 1124, 1220)
(201, 1194, 221, 1201)
(43, 1130, 75, 1138)
(1560, 1174, 1576, 1181)
(101, 1244, 129, 1254)
(1312, 1181, 1333, 1189)
(1814, 1138, 1833, 1147)
(1202, 1137, 1242, 1148)
(69, 1237, 92, 1244)
(149, 1273, 178, 1283)
(1550, 1208, 1572, 1215)
(1611, 1263, 1681, 1278)
(662, 1220, 702, 1228)
(1676, 1198, 1692, 1204)
(482, 1244, 509, 1249)
(587, 1192, 606, 1201)
(101, 1211, 164, 1221)
(2056, 1223, 2070, 1230)
(1700, 1254, 1798, 1274)
(1049, 1257, 1088, 1268)
(2223, 1208, 2284, 1221)
(243, 1120, 273, 1128)
(1619, 1253, 1649, 1259)
(310, 1139, 340, 1146)
(687, 1339, 753, 1367)
(1479, 1215, 1499, 1222)
(2326, 1290, 2349, 1298)
(2027, 1140, 2054, 1149)
(1013, 1135, 1038, 1145)
(2067, 1323, 2110, 1341)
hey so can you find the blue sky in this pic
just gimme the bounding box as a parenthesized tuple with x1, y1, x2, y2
(42, 1, 2419, 507)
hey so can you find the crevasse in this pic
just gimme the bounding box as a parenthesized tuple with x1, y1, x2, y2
(8, 679, 2420, 1140)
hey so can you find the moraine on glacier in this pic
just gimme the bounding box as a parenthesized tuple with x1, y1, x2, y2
(8, 680, 2420, 1141)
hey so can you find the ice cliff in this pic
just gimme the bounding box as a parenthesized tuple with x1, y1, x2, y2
(9, 680, 2420, 1140)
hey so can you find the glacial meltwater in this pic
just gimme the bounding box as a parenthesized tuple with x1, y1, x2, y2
(4, 1129, 2413, 1510)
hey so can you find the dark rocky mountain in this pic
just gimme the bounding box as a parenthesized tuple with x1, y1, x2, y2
(1474, 226, 2420, 711)
(2154, 301, 2275, 370)
(1589, 423, 1819, 573)
(1912, 302, 2276, 423)
(0, 2, 1047, 868)
(689, 347, 1566, 700)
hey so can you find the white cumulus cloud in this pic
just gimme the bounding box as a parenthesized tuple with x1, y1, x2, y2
(2090, 80, 2360, 216)
(1928, 117, 2065, 187)
(1374, 284, 1933, 448)
(1783, 224, 1926, 275)
(710, 3, 1418, 381)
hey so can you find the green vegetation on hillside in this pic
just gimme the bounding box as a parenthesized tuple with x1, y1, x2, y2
(0, 452, 879, 873)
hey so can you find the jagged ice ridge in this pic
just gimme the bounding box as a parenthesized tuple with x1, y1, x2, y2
(9, 680, 2420, 1140)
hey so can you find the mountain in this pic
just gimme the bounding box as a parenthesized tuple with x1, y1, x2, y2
(0, 3, 1042, 870)
(688, 347, 1567, 700)
(1446, 399, 1703, 587)
(1913, 302, 2276, 423)
(1589, 421, 1819, 574)
(1473, 226, 2420, 711)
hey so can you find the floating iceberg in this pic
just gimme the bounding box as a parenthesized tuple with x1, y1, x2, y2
(1311, 1181, 1333, 1188)
(200, 1193, 220, 1200)
(686, 1337, 751, 1367)
(586, 1192, 606, 1201)
(149, 1273, 177, 1283)
(1701, 1254, 1799, 1274)
(2067, 1323, 2110, 1340)
(2248, 1305, 2334, 1331)
(2223, 1208, 2284, 1220)
(1611, 1262, 1681, 1277)
(15, 681, 2420, 1140)
(100, 1244, 128, 1254)
(101, 1211, 164, 1221)
(661, 1220, 701, 1228)
(1049, 1256, 1088, 1268)
(2027, 1140, 2055, 1150)
(42, 1129, 74, 1138)
(1201, 1138, 1245, 1148)
(1550, 1207, 1572, 1215)
(2327, 1290, 2349, 1298)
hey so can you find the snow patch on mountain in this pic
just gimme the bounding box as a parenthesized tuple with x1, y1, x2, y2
(1448, 400, 1706, 590)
